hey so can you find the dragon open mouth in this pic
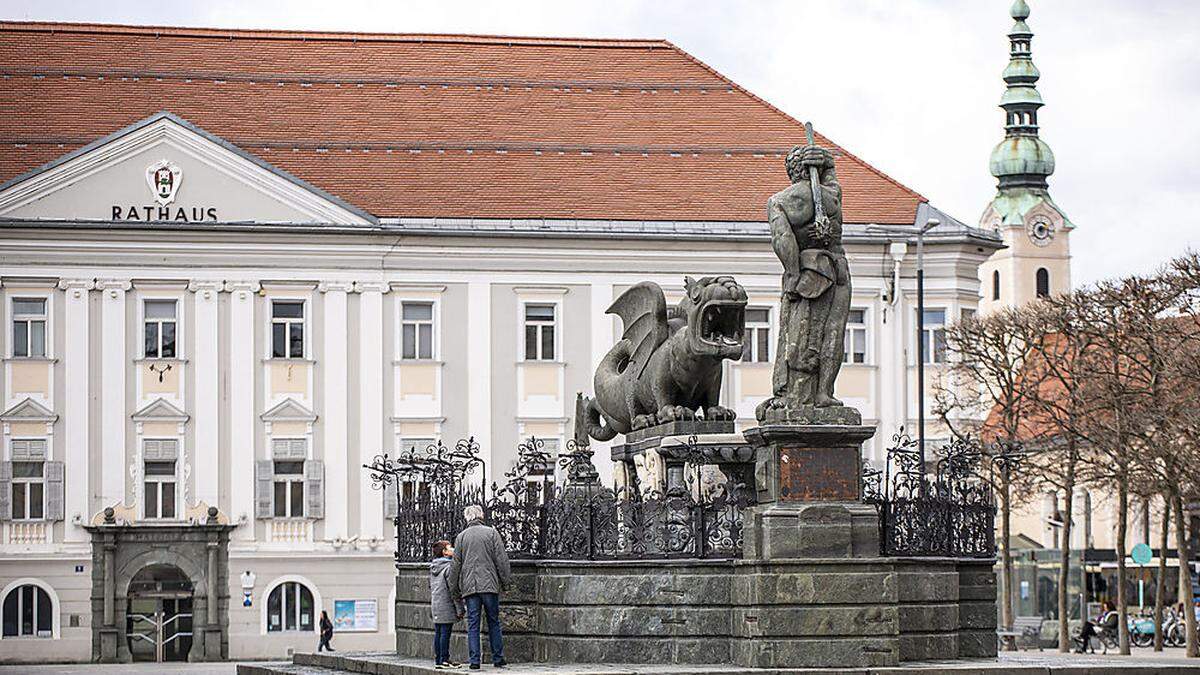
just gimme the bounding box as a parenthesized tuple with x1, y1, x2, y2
(699, 302, 745, 348)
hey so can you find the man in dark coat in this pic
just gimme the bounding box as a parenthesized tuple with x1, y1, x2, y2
(449, 504, 512, 669)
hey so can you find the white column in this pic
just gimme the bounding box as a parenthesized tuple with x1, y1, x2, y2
(225, 281, 259, 540)
(467, 282, 492, 474)
(97, 279, 131, 508)
(588, 281, 613, 484)
(319, 281, 351, 540)
(188, 280, 222, 508)
(356, 281, 387, 540)
(58, 278, 94, 539)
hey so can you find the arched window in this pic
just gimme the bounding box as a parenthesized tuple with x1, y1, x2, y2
(1036, 268, 1050, 298)
(266, 581, 314, 633)
(992, 270, 1001, 301)
(2, 583, 52, 638)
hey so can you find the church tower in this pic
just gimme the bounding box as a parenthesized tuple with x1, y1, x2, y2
(978, 0, 1072, 312)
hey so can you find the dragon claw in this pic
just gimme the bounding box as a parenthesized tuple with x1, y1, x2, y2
(704, 405, 736, 421)
(656, 405, 696, 424)
(632, 414, 657, 430)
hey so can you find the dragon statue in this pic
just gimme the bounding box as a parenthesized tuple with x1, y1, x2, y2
(581, 276, 747, 441)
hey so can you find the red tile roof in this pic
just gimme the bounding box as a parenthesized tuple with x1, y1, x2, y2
(0, 21, 925, 224)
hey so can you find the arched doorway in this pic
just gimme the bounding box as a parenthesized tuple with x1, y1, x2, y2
(125, 564, 193, 662)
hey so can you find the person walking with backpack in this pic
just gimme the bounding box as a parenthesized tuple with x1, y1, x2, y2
(448, 504, 511, 669)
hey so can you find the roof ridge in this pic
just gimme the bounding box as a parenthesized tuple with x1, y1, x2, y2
(0, 20, 672, 49)
(661, 40, 927, 205)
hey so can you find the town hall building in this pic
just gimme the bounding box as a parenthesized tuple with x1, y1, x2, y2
(0, 21, 1001, 661)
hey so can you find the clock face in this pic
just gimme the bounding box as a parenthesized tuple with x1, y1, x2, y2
(1027, 217, 1055, 246)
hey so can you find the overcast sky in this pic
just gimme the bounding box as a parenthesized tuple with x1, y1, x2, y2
(4, 0, 1198, 285)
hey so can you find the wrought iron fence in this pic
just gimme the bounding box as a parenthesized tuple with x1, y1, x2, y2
(862, 431, 999, 559)
(365, 428, 999, 565)
(365, 435, 753, 565)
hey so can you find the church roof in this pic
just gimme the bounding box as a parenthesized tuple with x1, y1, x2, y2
(0, 21, 928, 225)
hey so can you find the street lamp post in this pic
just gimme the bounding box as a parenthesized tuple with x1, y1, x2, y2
(868, 218, 939, 483)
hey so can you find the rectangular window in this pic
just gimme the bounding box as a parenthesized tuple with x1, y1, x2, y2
(273, 460, 305, 518)
(11, 298, 46, 358)
(143, 459, 176, 519)
(271, 301, 305, 359)
(11, 461, 44, 521)
(397, 438, 435, 501)
(843, 308, 868, 364)
(920, 308, 947, 364)
(523, 304, 556, 361)
(524, 437, 559, 504)
(143, 299, 178, 358)
(401, 302, 435, 360)
(741, 307, 771, 362)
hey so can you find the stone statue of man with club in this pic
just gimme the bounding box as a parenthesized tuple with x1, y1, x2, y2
(756, 124, 857, 425)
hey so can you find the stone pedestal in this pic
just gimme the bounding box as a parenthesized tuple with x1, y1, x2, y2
(741, 423, 877, 560)
(735, 421, 894, 667)
(610, 419, 754, 496)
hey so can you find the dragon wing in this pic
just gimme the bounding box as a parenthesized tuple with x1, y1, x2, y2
(607, 281, 669, 380)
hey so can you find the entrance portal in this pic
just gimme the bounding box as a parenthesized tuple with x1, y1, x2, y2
(125, 564, 193, 662)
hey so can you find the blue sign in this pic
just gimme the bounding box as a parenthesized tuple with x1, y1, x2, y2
(1131, 543, 1153, 565)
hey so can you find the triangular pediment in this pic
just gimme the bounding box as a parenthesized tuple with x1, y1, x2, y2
(0, 112, 373, 226)
(261, 397, 317, 423)
(0, 397, 57, 423)
(132, 397, 189, 422)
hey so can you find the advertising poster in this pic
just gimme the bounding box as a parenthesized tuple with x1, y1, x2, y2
(333, 598, 378, 632)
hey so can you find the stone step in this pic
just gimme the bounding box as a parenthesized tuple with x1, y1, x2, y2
(237, 651, 1200, 675)
(237, 662, 344, 675)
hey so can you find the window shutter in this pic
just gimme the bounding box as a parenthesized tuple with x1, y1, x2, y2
(255, 460, 274, 519)
(305, 460, 324, 519)
(145, 440, 179, 461)
(0, 461, 11, 521)
(383, 482, 398, 520)
(45, 461, 64, 521)
(271, 439, 307, 460)
(11, 440, 28, 460)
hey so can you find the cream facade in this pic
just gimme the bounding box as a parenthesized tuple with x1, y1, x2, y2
(0, 113, 1000, 661)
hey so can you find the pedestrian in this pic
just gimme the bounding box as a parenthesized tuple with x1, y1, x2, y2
(431, 539, 465, 669)
(449, 504, 511, 670)
(318, 609, 334, 652)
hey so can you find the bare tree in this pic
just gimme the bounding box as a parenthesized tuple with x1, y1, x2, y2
(934, 307, 1046, 644)
(1070, 272, 1192, 655)
(1019, 294, 1096, 652)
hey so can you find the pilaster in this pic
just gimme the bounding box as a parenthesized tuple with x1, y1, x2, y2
(97, 278, 131, 508)
(467, 281, 492, 470)
(318, 280, 352, 540)
(225, 280, 259, 539)
(58, 278, 94, 538)
(189, 280, 223, 508)
(356, 280, 387, 539)
(588, 281, 613, 483)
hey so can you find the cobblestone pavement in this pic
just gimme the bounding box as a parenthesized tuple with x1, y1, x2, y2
(256, 649, 1200, 674)
(0, 664, 238, 674)
(6, 651, 1200, 675)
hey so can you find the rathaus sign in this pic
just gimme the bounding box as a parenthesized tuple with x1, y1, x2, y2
(110, 159, 218, 222)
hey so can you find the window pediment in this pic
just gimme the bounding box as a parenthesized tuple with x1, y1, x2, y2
(260, 398, 317, 423)
(131, 397, 189, 423)
(0, 397, 56, 423)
